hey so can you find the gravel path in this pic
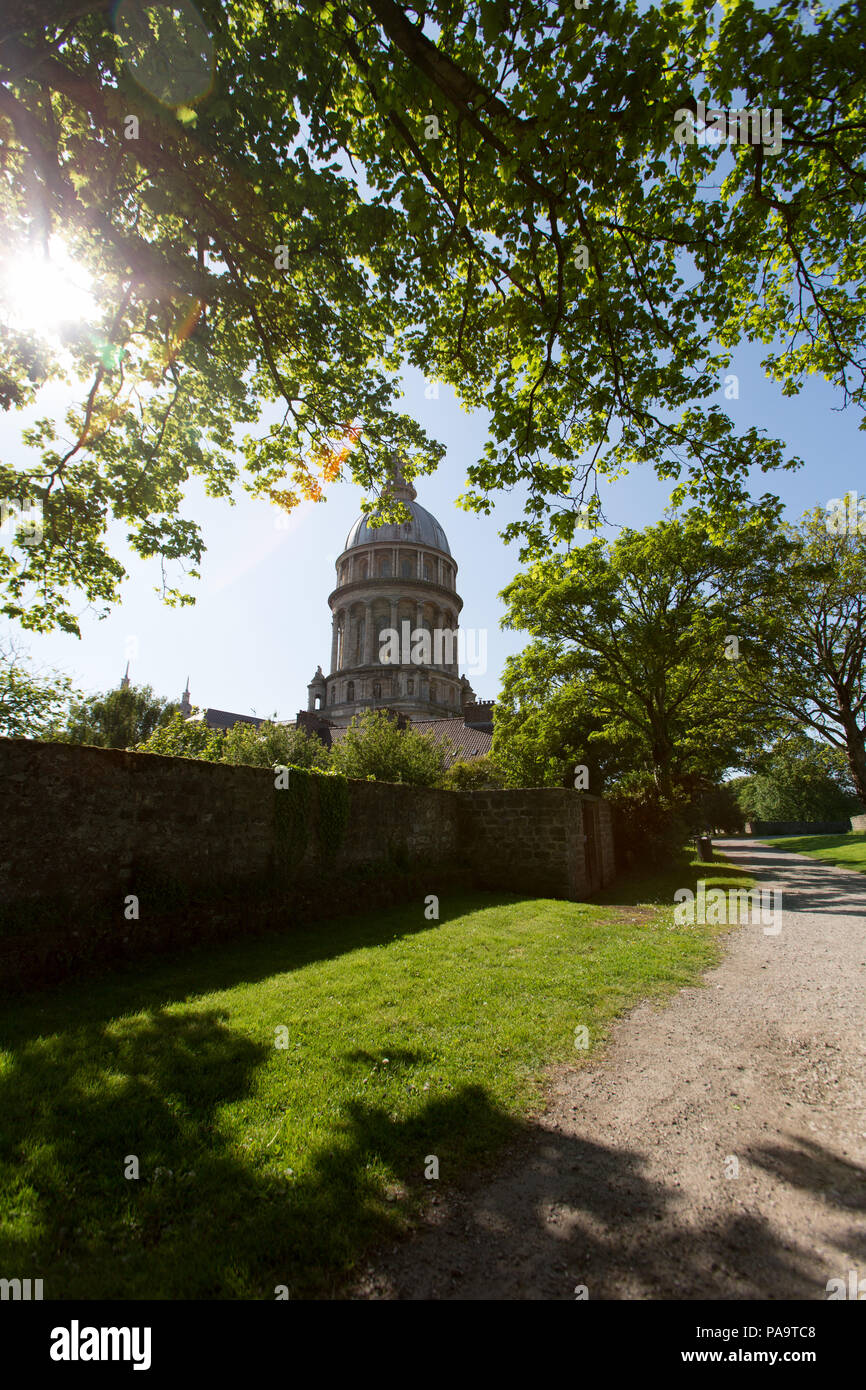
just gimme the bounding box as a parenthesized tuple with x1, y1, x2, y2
(350, 840, 866, 1299)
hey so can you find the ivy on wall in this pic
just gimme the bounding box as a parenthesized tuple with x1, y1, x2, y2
(273, 766, 312, 873)
(316, 771, 350, 853)
(272, 766, 350, 878)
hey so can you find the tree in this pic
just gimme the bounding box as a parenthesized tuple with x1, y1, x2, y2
(493, 640, 640, 790)
(330, 708, 448, 785)
(222, 718, 331, 770)
(440, 751, 504, 790)
(499, 512, 783, 802)
(2, 2, 864, 632)
(134, 708, 224, 760)
(756, 510, 866, 807)
(61, 682, 178, 748)
(0, 636, 79, 736)
(736, 735, 861, 822)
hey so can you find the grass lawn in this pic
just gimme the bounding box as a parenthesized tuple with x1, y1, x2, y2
(764, 830, 866, 874)
(0, 851, 751, 1300)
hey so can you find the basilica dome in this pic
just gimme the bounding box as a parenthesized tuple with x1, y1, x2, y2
(343, 499, 452, 556)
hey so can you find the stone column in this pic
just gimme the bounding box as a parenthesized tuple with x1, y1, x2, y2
(363, 602, 374, 665)
(330, 612, 339, 673)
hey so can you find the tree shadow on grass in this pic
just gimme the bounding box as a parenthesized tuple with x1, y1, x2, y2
(594, 850, 754, 911)
(764, 834, 863, 856)
(3, 877, 797, 1300)
(0, 1000, 524, 1298)
(1, 1001, 845, 1300)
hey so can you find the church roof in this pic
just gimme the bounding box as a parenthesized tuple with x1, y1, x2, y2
(343, 499, 452, 557)
(193, 708, 264, 732)
(410, 718, 492, 765)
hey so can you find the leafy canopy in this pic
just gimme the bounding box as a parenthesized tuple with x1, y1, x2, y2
(736, 734, 861, 821)
(746, 508, 866, 805)
(492, 642, 641, 790)
(0, 636, 80, 737)
(1, 1, 864, 630)
(60, 681, 178, 747)
(498, 511, 786, 797)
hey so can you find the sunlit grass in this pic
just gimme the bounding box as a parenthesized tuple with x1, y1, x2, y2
(766, 831, 866, 874)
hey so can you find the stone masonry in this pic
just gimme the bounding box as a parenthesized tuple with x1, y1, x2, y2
(0, 739, 616, 987)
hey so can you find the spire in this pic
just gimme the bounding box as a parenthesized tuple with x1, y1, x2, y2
(180, 677, 191, 717)
(307, 665, 326, 712)
(120, 661, 130, 691)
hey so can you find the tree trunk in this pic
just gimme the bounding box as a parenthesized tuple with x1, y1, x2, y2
(841, 712, 866, 809)
(651, 728, 675, 801)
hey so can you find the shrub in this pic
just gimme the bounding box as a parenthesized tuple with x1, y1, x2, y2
(330, 709, 448, 787)
(223, 719, 331, 770)
(441, 752, 505, 790)
(135, 710, 225, 761)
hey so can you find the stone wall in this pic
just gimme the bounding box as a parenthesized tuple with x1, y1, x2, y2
(850, 814, 866, 832)
(2, 740, 276, 906)
(458, 788, 584, 899)
(0, 738, 615, 989)
(460, 790, 616, 900)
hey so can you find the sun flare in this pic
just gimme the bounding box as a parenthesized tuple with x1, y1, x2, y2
(0, 237, 98, 339)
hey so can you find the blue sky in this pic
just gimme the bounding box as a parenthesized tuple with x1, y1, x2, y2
(1, 339, 861, 719)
